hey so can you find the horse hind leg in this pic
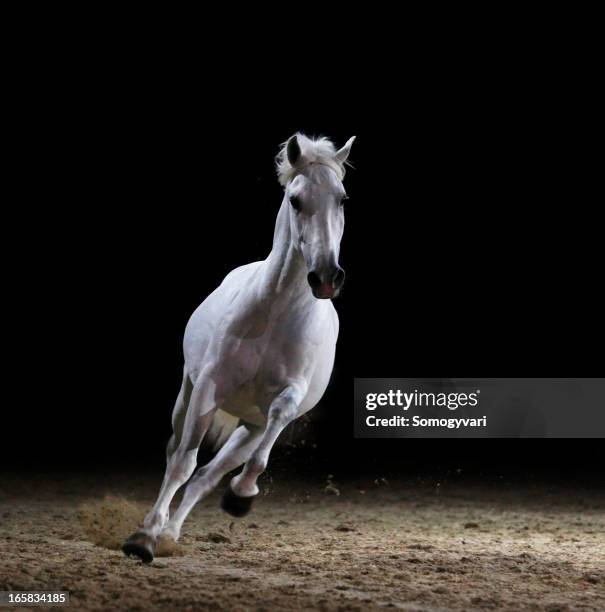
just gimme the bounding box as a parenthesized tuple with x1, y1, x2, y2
(160, 422, 262, 542)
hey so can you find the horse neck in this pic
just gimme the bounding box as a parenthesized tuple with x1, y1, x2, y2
(259, 195, 311, 307)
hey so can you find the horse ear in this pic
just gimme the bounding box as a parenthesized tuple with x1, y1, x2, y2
(287, 134, 302, 166)
(334, 136, 356, 164)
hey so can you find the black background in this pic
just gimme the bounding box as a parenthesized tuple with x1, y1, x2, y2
(8, 60, 603, 484)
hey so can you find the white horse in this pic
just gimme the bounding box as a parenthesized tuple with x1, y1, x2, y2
(123, 133, 355, 562)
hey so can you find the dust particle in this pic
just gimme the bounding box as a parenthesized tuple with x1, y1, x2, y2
(204, 532, 231, 544)
(324, 475, 340, 496)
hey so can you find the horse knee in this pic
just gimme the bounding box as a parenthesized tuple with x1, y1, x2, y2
(268, 398, 298, 428)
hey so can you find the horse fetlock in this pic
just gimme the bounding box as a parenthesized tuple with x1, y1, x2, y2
(160, 524, 180, 542)
(143, 509, 169, 535)
(230, 474, 259, 498)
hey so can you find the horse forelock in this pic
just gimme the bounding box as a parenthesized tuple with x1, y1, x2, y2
(276, 133, 346, 187)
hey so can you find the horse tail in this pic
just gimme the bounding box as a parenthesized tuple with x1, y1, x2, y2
(205, 409, 240, 451)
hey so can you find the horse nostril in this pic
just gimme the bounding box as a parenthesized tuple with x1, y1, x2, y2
(333, 267, 345, 289)
(307, 271, 322, 289)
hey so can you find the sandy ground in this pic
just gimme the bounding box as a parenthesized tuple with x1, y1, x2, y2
(0, 472, 603, 611)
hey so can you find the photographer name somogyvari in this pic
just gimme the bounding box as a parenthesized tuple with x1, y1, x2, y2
(365, 389, 487, 429)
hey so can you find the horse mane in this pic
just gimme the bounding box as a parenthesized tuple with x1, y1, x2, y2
(276, 133, 347, 186)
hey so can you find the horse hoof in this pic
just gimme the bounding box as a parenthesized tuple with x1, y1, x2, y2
(122, 531, 155, 563)
(221, 486, 255, 517)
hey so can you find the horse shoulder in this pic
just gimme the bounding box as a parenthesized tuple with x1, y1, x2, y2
(183, 261, 263, 375)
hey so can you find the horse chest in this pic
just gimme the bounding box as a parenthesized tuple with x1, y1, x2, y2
(218, 321, 323, 415)
(225, 332, 309, 386)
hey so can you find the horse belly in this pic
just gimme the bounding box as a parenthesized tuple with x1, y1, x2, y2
(219, 386, 267, 427)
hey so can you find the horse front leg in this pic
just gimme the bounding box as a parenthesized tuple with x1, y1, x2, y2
(223, 381, 307, 516)
(122, 368, 219, 563)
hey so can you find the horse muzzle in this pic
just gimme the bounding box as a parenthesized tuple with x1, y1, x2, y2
(307, 267, 345, 299)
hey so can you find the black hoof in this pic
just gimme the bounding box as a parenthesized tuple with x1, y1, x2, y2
(221, 487, 255, 517)
(122, 531, 155, 563)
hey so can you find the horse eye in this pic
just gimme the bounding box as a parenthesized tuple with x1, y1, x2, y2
(290, 195, 302, 212)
